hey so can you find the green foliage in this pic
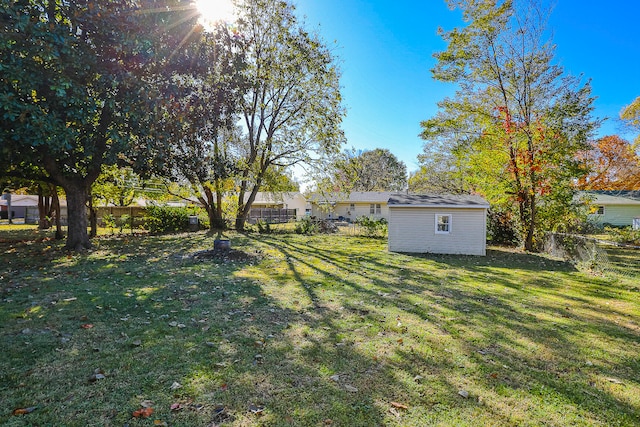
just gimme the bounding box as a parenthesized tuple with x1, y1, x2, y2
(330, 148, 407, 192)
(606, 226, 640, 246)
(421, 0, 600, 251)
(234, 0, 345, 230)
(144, 206, 191, 234)
(487, 209, 520, 246)
(355, 216, 388, 237)
(103, 214, 117, 234)
(295, 217, 319, 235)
(256, 219, 272, 234)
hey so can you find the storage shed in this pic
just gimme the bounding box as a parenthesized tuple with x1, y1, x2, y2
(388, 194, 490, 256)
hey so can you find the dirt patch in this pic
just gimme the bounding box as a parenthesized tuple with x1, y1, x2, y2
(190, 248, 262, 263)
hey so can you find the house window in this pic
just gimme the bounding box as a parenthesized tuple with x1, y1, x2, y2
(349, 203, 355, 214)
(597, 206, 605, 215)
(370, 203, 381, 214)
(436, 214, 452, 234)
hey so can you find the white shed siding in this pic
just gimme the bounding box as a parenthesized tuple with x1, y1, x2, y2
(389, 207, 487, 256)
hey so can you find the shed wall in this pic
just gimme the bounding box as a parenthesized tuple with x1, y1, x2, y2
(388, 207, 486, 256)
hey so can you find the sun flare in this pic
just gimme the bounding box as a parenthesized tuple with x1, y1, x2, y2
(194, 0, 236, 26)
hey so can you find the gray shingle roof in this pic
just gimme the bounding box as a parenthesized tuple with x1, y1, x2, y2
(308, 191, 396, 204)
(388, 194, 489, 208)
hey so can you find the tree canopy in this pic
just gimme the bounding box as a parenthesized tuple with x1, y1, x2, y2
(0, 0, 201, 249)
(420, 0, 599, 250)
(577, 135, 640, 191)
(233, 0, 345, 230)
(331, 148, 407, 192)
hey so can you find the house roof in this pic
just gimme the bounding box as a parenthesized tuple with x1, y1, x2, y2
(244, 192, 304, 204)
(308, 191, 396, 204)
(579, 191, 640, 206)
(388, 194, 490, 208)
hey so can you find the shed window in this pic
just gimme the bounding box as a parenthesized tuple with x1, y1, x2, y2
(370, 203, 381, 214)
(436, 214, 452, 234)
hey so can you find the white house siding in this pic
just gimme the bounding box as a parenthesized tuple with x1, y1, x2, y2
(388, 207, 487, 256)
(312, 202, 389, 221)
(590, 205, 640, 227)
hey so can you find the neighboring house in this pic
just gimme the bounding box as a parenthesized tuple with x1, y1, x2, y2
(582, 191, 640, 228)
(245, 192, 307, 222)
(307, 191, 396, 221)
(388, 194, 490, 256)
(0, 194, 68, 222)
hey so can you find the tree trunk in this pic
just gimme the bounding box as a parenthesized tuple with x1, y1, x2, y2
(52, 189, 64, 240)
(523, 194, 536, 252)
(64, 185, 91, 250)
(88, 196, 97, 238)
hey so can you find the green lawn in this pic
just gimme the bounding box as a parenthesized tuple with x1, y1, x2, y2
(1, 228, 639, 426)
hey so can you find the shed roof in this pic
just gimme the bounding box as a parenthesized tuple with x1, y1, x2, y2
(388, 194, 489, 208)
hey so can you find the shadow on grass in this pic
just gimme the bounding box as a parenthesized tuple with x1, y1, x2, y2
(1, 231, 639, 426)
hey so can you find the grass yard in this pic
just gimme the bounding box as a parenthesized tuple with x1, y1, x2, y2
(1, 228, 639, 426)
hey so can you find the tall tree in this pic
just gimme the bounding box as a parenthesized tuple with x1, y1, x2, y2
(420, 0, 599, 250)
(233, 0, 345, 230)
(0, 0, 199, 250)
(333, 148, 407, 192)
(577, 135, 640, 190)
(129, 21, 246, 229)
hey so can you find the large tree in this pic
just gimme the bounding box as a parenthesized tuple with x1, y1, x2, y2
(0, 0, 199, 250)
(332, 148, 407, 192)
(129, 21, 246, 229)
(420, 0, 599, 250)
(233, 0, 345, 230)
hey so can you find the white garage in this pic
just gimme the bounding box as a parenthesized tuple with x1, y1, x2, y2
(388, 194, 490, 256)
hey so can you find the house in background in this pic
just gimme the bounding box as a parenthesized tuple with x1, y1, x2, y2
(387, 194, 490, 256)
(582, 191, 640, 229)
(245, 192, 307, 223)
(307, 191, 396, 221)
(0, 194, 68, 223)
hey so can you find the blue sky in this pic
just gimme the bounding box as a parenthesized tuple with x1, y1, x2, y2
(295, 1, 640, 174)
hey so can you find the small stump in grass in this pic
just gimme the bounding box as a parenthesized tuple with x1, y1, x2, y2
(214, 239, 231, 251)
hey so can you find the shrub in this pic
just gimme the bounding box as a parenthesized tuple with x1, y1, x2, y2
(354, 216, 387, 237)
(606, 226, 640, 246)
(256, 219, 272, 234)
(144, 206, 191, 233)
(487, 209, 520, 246)
(295, 217, 319, 235)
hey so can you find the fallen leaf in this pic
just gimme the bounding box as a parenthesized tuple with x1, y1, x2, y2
(133, 407, 154, 418)
(390, 402, 408, 409)
(249, 404, 264, 415)
(397, 338, 403, 345)
(153, 420, 168, 426)
(12, 407, 37, 415)
(389, 407, 401, 418)
(344, 384, 358, 393)
(170, 381, 182, 390)
(329, 374, 340, 382)
(140, 400, 154, 408)
(170, 403, 183, 412)
(606, 377, 624, 385)
(458, 390, 469, 399)
(220, 383, 228, 391)
(81, 324, 94, 329)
